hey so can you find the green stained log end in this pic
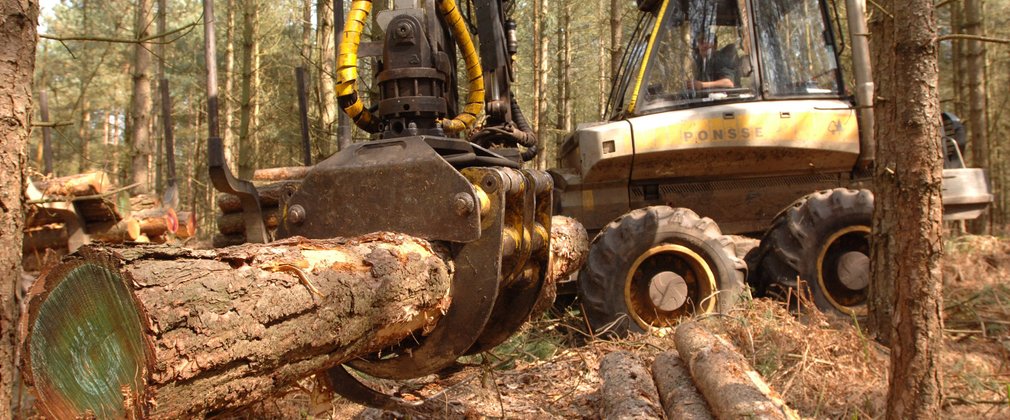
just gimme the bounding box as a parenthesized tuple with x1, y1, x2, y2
(21, 255, 154, 418)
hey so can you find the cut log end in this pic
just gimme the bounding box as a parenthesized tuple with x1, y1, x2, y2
(20, 255, 154, 419)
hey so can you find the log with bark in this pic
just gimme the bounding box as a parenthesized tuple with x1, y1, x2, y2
(674, 321, 799, 420)
(133, 208, 178, 238)
(252, 166, 310, 182)
(651, 351, 712, 420)
(34, 171, 113, 198)
(216, 207, 281, 235)
(216, 181, 301, 214)
(85, 218, 142, 243)
(175, 211, 196, 239)
(20, 223, 589, 417)
(598, 351, 664, 419)
(22, 225, 68, 253)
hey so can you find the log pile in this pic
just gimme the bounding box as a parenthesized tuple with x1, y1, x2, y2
(214, 180, 301, 247)
(19, 221, 590, 418)
(597, 321, 801, 420)
(23, 172, 196, 269)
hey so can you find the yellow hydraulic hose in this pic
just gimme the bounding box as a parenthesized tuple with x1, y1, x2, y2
(336, 0, 484, 135)
(337, 0, 381, 133)
(436, 0, 485, 135)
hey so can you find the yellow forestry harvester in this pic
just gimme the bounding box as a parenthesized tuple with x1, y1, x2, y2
(203, 0, 991, 410)
(551, 0, 992, 335)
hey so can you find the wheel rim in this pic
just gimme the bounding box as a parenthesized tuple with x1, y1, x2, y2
(817, 225, 871, 316)
(624, 244, 717, 331)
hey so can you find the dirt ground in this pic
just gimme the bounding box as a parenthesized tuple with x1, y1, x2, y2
(13, 235, 1010, 419)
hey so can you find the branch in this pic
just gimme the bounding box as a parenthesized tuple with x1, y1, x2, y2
(937, 34, 1010, 44)
(39, 20, 199, 45)
(31, 122, 73, 128)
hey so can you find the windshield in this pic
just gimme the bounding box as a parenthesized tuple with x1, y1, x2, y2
(753, 0, 841, 96)
(634, 0, 757, 113)
(605, 12, 656, 120)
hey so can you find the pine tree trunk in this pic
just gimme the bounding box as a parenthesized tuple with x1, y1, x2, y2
(238, 0, 258, 179)
(965, 0, 990, 234)
(224, 0, 236, 172)
(598, 0, 608, 119)
(610, 0, 622, 78)
(130, 0, 154, 194)
(868, 0, 944, 417)
(317, 0, 338, 158)
(535, 0, 550, 170)
(0, 0, 36, 411)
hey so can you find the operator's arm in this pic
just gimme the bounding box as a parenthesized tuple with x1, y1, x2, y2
(690, 78, 735, 89)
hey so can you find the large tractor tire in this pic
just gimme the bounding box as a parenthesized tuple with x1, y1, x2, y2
(752, 188, 874, 317)
(578, 206, 746, 337)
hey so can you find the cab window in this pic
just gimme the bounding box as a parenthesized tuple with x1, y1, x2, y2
(753, 0, 841, 96)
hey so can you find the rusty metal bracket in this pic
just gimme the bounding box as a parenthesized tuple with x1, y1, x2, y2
(276, 136, 482, 242)
(208, 136, 270, 243)
(342, 167, 506, 380)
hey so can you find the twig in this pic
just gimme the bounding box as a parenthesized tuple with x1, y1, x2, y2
(31, 121, 73, 128)
(866, 0, 893, 19)
(40, 20, 200, 45)
(938, 34, 1010, 44)
(272, 264, 325, 298)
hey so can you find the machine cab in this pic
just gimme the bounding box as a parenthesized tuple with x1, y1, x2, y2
(608, 0, 845, 118)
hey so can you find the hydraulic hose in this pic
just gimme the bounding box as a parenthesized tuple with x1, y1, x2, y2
(336, 0, 484, 136)
(437, 0, 485, 135)
(511, 96, 539, 161)
(336, 0, 381, 133)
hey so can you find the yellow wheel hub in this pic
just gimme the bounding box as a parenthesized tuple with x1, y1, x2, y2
(624, 244, 717, 331)
(816, 225, 871, 317)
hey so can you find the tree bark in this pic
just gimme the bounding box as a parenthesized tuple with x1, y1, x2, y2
(674, 322, 797, 419)
(238, 0, 259, 179)
(130, 0, 154, 194)
(216, 180, 300, 213)
(651, 351, 712, 420)
(867, 0, 945, 417)
(965, 0, 989, 234)
(86, 218, 143, 243)
(0, 0, 37, 412)
(535, 0, 551, 170)
(35, 171, 113, 198)
(610, 0, 623, 79)
(598, 351, 663, 419)
(224, 0, 237, 172)
(316, 0, 337, 158)
(252, 166, 310, 181)
(19, 234, 452, 418)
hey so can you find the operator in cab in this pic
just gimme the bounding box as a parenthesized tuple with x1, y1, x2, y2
(687, 33, 737, 90)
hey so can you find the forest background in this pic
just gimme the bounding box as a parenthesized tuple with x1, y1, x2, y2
(29, 0, 1008, 238)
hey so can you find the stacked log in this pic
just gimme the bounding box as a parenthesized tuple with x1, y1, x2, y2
(598, 321, 800, 419)
(23, 173, 198, 266)
(214, 180, 301, 246)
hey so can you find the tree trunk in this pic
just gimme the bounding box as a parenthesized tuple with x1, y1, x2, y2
(534, 0, 551, 170)
(532, 0, 542, 164)
(598, 0, 608, 119)
(238, 0, 259, 179)
(35, 171, 113, 197)
(19, 235, 452, 418)
(78, 97, 91, 174)
(610, 0, 623, 79)
(224, 0, 236, 172)
(965, 0, 989, 234)
(317, 0, 337, 159)
(252, 165, 310, 181)
(674, 322, 797, 419)
(554, 0, 571, 168)
(130, 0, 154, 194)
(216, 180, 301, 213)
(867, 0, 945, 417)
(0, 0, 37, 411)
(651, 351, 712, 420)
(598, 351, 663, 419)
(334, 0, 352, 150)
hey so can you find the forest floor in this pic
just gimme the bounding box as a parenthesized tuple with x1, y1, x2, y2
(257, 234, 1010, 419)
(13, 235, 1010, 419)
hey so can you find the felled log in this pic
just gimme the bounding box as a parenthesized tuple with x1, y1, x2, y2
(73, 197, 122, 224)
(86, 218, 142, 243)
(20, 220, 590, 418)
(25, 206, 72, 228)
(134, 208, 178, 238)
(652, 351, 713, 420)
(252, 166, 310, 182)
(598, 351, 664, 419)
(216, 181, 301, 214)
(129, 193, 161, 212)
(531, 215, 587, 317)
(35, 171, 113, 197)
(216, 207, 281, 235)
(674, 322, 799, 420)
(19, 234, 453, 418)
(22, 225, 68, 252)
(23, 247, 68, 273)
(176, 211, 196, 239)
